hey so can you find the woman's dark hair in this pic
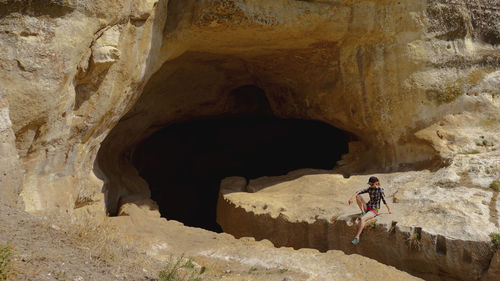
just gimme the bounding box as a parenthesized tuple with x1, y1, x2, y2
(368, 176, 379, 184)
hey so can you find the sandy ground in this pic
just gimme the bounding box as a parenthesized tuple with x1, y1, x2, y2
(0, 201, 424, 281)
(0, 204, 166, 280)
(0, 204, 309, 281)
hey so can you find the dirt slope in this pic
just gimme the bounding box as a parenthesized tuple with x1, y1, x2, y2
(0, 204, 164, 281)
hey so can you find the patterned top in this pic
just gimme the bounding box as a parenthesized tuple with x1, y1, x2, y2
(357, 186, 387, 210)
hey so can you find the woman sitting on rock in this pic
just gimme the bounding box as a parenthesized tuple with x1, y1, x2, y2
(347, 176, 392, 245)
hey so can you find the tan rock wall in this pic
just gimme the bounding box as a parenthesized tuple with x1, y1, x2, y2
(0, 0, 168, 216)
(0, 88, 23, 207)
(216, 170, 500, 280)
(98, 0, 500, 215)
(218, 195, 494, 281)
(0, 2, 498, 280)
(0, 0, 498, 221)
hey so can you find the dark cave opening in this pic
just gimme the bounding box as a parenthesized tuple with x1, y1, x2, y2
(131, 116, 350, 232)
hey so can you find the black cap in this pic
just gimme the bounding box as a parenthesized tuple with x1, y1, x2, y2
(368, 176, 379, 184)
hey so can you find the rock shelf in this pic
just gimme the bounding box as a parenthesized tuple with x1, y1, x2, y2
(217, 166, 500, 280)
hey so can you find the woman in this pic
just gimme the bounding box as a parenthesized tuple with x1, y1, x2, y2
(347, 176, 391, 245)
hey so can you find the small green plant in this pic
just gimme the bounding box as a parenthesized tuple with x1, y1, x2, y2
(490, 180, 500, 192)
(183, 258, 195, 269)
(0, 244, 12, 281)
(278, 268, 288, 274)
(407, 232, 422, 251)
(158, 255, 204, 281)
(493, 197, 497, 201)
(490, 233, 500, 249)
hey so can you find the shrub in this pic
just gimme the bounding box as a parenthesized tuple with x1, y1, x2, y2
(407, 233, 422, 251)
(0, 244, 12, 281)
(490, 180, 500, 192)
(159, 255, 205, 281)
(279, 268, 288, 274)
(490, 233, 500, 249)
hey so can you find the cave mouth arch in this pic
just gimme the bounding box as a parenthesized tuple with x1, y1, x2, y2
(131, 107, 351, 232)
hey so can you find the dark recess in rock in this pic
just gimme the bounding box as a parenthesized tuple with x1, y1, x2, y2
(132, 116, 350, 232)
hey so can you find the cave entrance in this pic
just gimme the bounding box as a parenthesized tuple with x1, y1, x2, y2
(131, 110, 350, 232)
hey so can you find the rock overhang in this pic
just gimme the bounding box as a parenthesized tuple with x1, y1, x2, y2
(129, 115, 351, 231)
(0, 0, 500, 279)
(3, 0, 495, 218)
(94, 0, 452, 217)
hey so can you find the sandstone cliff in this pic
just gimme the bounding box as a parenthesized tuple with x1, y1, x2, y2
(0, 0, 499, 280)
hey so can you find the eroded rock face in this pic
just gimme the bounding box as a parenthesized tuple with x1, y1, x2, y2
(0, 0, 496, 217)
(217, 163, 500, 280)
(0, 0, 168, 216)
(0, 0, 499, 279)
(98, 0, 500, 217)
(0, 88, 23, 208)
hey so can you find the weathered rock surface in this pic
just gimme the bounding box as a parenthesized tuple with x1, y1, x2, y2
(483, 251, 500, 281)
(0, 0, 496, 219)
(0, 0, 499, 280)
(99, 0, 500, 218)
(217, 153, 500, 280)
(108, 205, 423, 281)
(0, 89, 23, 207)
(1, 200, 422, 280)
(0, 0, 169, 217)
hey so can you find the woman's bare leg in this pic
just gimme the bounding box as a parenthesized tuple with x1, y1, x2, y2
(355, 195, 367, 213)
(354, 211, 376, 239)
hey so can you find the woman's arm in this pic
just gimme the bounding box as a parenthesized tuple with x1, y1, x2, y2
(348, 188, 368, 205)
(385, 203, 392, 214)
(348, 192, 358, 205)
(380, 188, 391, 213)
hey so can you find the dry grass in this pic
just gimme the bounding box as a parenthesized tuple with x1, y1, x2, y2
(0, 244, 12, 281)
(158, 255, 205, 281)
(68, 219, 128, 266)
(64, 218, 161, 279)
